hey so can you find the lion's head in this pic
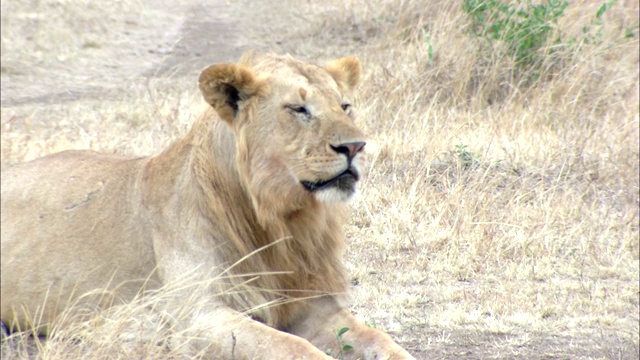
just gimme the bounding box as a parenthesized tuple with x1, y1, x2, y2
(198, 54, 366, 225)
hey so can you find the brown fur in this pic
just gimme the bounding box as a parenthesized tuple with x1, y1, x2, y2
(1, 53, 414, 359)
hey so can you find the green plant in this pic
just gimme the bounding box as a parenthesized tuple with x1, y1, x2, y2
(462, 0, 568, 69)
(454, 144, 481, 169)
(579, 0, 618, 45)
(325, 327, 353, 359)
(424, 34, 434, 62)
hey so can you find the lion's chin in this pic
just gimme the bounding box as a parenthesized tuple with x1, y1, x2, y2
(313, 186, 357, 203)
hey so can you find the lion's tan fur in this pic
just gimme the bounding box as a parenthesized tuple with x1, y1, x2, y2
(1, 53, 414, 359)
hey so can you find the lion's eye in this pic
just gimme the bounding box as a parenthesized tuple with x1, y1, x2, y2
(341, 104, 351, 112)
(287, 105, 309, 116)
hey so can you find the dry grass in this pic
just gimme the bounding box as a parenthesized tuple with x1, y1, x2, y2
(1, 0, 639, 359)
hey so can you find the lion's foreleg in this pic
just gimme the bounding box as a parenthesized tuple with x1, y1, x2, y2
(169, 304, 332, 360)
(152, 247, 333, 358)
(288, 297, 415, 360)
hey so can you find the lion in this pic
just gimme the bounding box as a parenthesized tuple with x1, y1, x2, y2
(1, 53, 415, 359)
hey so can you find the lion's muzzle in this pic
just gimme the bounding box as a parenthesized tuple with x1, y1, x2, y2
(301, 141, 365, 196)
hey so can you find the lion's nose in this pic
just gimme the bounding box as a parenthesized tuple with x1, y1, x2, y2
(331, 141, 366, 161)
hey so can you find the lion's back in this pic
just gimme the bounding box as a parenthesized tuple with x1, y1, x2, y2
(2, 150, 134, 199)
(1, 150, 141, 236)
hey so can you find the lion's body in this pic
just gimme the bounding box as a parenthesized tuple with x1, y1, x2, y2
(1, 151, 160, 326)
(1, 54, 414, 359)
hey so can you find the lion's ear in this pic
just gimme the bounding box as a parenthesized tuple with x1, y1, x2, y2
(198, 64, 263, 124)
(324, 56, 361, 91)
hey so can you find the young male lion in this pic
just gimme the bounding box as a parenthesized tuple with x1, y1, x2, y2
(1, 53, 414, 359)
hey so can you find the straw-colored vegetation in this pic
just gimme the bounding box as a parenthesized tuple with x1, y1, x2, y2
(1, 0, 638, 359)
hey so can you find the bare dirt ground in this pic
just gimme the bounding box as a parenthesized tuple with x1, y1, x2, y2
(2, 0, 639, 359)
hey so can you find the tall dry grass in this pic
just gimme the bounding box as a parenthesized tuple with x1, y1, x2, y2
(1, 0, 638, 358)
(329, 0, 639, 357)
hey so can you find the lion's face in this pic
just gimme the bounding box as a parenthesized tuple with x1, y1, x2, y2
(199, 54, 366, 219)
(252, 57, 366, 203)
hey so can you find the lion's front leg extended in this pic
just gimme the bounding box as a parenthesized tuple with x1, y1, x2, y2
(288, 297, 415, 360)
(151, 237, 332, 359)
(173, 304, 332, 360)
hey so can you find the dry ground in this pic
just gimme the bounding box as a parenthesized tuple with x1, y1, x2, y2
(1, 0, 639, 359)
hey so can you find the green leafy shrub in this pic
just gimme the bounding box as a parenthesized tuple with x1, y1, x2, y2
(462, 0, 568, 69)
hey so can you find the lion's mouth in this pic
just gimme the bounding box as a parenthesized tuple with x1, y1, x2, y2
(301, 168, 360, 192)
